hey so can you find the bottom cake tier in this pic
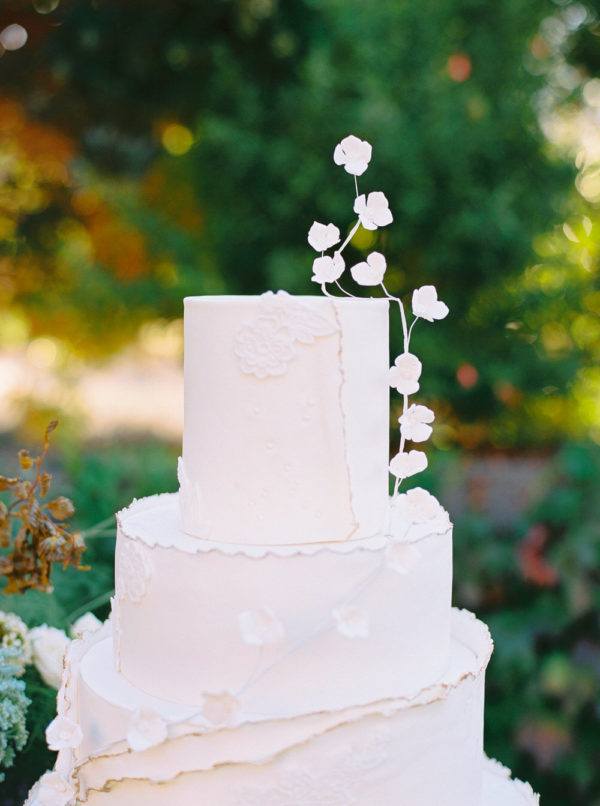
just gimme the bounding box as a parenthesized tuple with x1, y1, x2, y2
(24, 608, 539, 805)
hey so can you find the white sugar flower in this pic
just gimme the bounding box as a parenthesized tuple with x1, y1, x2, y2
(354, 191, 393, 230)
(412, 285, 449, 322)
(70, 612, 102, 640)
(45, 715, 83, 751)
(385, 542, 422, 574)
(26, 771, 75, 806)
(238, 607, 285, 646)
(29, 625, 70, 690)
(389, 450, 428, 479)
(405, 487, 442, 523)
(399, 404, 435, 442)
(311, 252, 345, 284)
(332, 605, 370, 639)
(388, 353, 422, 395)
(201, 691, 239, 726)
(308, 221, 341, 252)
(350, 251, 387, 286)
(333, 134, 373, 176)
(126, 708, 168, 752)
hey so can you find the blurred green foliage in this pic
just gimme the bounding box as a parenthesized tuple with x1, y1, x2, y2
(0, 0, 598, 447)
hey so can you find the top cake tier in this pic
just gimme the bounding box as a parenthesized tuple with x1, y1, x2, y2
(179, 293, 390, 546)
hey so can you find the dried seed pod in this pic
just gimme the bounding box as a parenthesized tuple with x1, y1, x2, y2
(47, 497, 75, 521)
(18, 450, 33, 471)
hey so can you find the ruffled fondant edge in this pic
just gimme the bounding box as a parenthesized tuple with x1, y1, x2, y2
(116, 492, 453, 558)
(483, 756, 541, 804)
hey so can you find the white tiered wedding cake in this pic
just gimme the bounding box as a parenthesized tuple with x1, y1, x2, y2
(27, 138, 539, 805)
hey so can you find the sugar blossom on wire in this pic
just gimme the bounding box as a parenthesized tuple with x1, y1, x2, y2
(350, 252, 387, 286)
(308, 222, 341, 252)
(308, 136, 449, 494)
(333, 135, 372, 176)
(354, 192, 393, 230)
(389, 449, 428, 480)
(306, 134, 393, 295)
(389, 353, 422, 395)
(412, 285, 449, 322)
(399, 404, 435, 442)
(312, 253, 345, 285)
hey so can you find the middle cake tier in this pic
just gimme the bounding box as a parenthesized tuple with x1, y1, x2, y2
(114, 492, 453, 717)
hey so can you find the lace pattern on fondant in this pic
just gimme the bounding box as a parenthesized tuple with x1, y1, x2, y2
(238, 728, 391, 805)
(234, 291, 338, 378)
(115, 538, 152, 603)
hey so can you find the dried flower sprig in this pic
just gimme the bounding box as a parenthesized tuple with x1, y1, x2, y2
(308, 135, 449, 495)
(0, 421, 87, 594)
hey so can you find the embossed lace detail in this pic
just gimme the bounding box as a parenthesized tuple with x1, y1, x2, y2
(238, 728, 390, 805)
(115, 538, 152, 603)
(234, 291, 338, 378)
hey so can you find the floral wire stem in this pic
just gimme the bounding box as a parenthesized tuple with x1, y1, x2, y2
(309, 135, 449, 499)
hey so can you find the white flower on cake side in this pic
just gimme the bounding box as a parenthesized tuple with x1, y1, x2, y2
(127, 707, 168, 752)
(45, 715, 83, 751)
(70, 612, 102, 640)
(333, 605, 370, 639)
(25, 771, 75, 806)
(238, 607, 285, 646)
(385, 542, 422, 575)
(405, 487, 443, 522)
(200, 691, 240, 726)
(307, 135, 449, 497)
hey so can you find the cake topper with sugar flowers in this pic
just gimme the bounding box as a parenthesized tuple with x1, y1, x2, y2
(308, 134, 449, 496)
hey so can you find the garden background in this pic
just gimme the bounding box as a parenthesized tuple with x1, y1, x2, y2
(0, 0, 599, 803)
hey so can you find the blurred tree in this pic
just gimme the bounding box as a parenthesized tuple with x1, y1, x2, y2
(0, 0, 598, 441)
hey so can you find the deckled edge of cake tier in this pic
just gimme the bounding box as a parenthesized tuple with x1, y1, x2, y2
(483, 756, 541, 804)
(116, 491, 453, 558)
(56, 608, 491, 800)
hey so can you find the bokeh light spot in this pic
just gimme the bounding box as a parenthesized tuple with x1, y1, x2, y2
(457, 363, 478, 389)
(27, 338, 59, 369)
(161, 124, 194, 156)
(0, 24, 28, 51)
(351, 227, 376, 250)
(447, 53, 471, 82)
(33, 0, 60, 13)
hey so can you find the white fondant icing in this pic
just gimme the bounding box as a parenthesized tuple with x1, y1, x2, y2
(115, 493, 453, 712)
(65, 611, 499, 804)
(181, 295, 389, 545)
(117, 492, 452, 558)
